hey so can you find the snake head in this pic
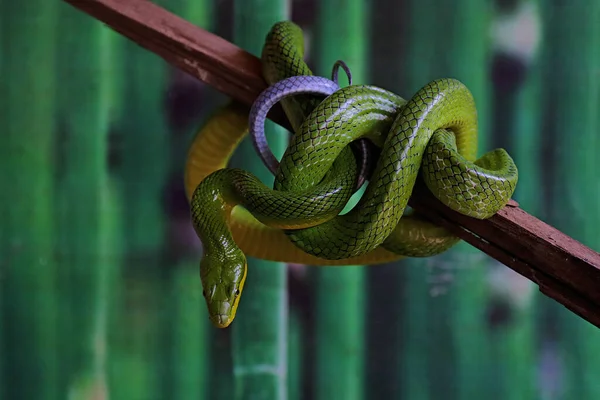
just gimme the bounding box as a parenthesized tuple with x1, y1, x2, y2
(200, 249, 247, 328)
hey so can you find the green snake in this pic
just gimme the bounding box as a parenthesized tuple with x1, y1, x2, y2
(185, 21, 518, 328)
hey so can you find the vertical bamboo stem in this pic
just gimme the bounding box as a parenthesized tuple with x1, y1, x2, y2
(110, 0, 171, 395)
(367, 1, 410, 398)
(165, 1, 213, 398)
(169, 265, 209, 399)
(311, 1, 367, 399)
(0, 1, 5, 394)
(210, 330, 235, 400)
(398, 1, 453, 398)
(0, 2, 60, 399)
(441, 2, 493, 398)
(397, 1, 494, 398)
(488, 2, 540, 399)
(540, 2, 600, 398)
(101, 181, 125, 399)
(231, 1, 290, 399)
(287, 310, 303, 400)
(55, 3, 116, 397)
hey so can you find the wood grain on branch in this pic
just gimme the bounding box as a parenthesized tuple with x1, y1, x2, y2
(64, 0, 600, 328)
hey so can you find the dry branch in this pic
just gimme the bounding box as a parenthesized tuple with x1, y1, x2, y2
(64, 0, 600, 328)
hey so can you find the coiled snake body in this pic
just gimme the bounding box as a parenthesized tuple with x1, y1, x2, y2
(185, 21, 518, 328)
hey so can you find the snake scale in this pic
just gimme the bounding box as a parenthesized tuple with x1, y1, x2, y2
(184, 21, 518, 328)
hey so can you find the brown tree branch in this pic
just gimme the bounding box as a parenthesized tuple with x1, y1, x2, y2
(64, 0, 600, 328)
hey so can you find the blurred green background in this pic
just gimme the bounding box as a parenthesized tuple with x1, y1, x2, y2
(1, 0, 599, 399)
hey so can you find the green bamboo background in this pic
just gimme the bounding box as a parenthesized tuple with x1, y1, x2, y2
(1, 0, 600, 399)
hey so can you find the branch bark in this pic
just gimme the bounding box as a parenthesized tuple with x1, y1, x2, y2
(63, 0, 600, 329)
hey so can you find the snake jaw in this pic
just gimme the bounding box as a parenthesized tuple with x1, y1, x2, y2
(209, 304, 236, 329)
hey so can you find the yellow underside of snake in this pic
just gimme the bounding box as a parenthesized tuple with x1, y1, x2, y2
(184, 21, 518, 328)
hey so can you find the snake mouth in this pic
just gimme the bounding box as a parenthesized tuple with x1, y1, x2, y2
(211, 313, 234, 328)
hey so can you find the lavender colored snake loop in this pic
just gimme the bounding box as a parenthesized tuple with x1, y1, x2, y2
(249, 64, 371, 189)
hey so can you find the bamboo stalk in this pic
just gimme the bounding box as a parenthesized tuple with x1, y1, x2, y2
(120, 21, 170, 255)
(489, 2, 540, 398)
(440, 1, 494, 398)
(365, 2, 407, 397)
(68, 181, 121, 399)
(169, 264, 209, 399)
(310, 1, 367, 399)
(0, 0, 5, 394)
(98, 32, 128, 400)
(60, 0, 600, 330)
(287, 310, 303, 400)
(0, 2, 60, 399)
(539, 1, 600, 398)
(164, 1, 213, 398)
(55, 3, 115, 397)
(505, 62, 539, 400)
(110, 0, 171, 395)
(209, 329, 235, 400)
(230, 1, 290, 399)
(395, 0, 440, 397)
(99, 180, 125, 399)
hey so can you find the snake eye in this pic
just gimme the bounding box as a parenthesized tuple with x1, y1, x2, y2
(202, 290, 207, 298)
(235, 289, 240, 296)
